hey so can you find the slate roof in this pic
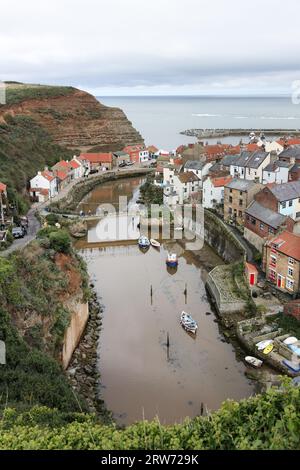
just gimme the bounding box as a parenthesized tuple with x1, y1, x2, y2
(263, 160, 291, 172)
(234, 151, 269, 169)
(245, 201, 287, 229)
(225, 178, 257, 191)
(220, 155, 239, 167)
(178, 171, 200, 183)
(268, 180, 300, 202)
(184, 160, 207, 171)
(279, 146, 300, 159)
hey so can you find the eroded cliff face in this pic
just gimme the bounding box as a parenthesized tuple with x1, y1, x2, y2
(0, 85, 143, 152)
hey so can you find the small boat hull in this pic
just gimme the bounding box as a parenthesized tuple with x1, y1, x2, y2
(150, 239, 160, 248)
(138, 236, 150, 249)
(166, 253, 178, 268)
(180, 311, 198, 335)
(245, 356, 263, 368)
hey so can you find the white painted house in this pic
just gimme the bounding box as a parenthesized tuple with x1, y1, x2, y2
(173, 171, 200, 204)
(230, 150, 271, 183)
(68, 156, 85, 179)
(183, 160, 212, 186)
(257, 140, 284, 154)
(262, 161, 291, 185)
(30, 170, 58, 202)
(202, 175, 232, 209)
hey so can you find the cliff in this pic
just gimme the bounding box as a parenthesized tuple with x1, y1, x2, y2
(0, 83, 143, 152)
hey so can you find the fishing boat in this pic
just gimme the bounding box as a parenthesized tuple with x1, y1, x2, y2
(174, 226, 183, 231)
(256, 339, 273, 351)
(263, 343, 274, 355)
(245, 356, 263, 368)
(150, 238, 161, 248)
(180, 311, 198, 335)
(138, 236, 150, 248)
(166, 253, 178, 267)
(283, 336, 298, 345)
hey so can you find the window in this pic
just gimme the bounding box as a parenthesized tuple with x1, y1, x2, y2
(281, 201, 286, 209)
(269, 269, 276, 282)
(289, 200, 293, 207)
(229, 196, 233, 203)
(288, 267, 294, 278)
(229, 207, 232, 214)
(230, 189, 233, 193)
(269, 227, 275, 234)
(270, 255, 277, 267)
(260, 223, 265, 230)
(288, 257, 294, 265)
(251, 218, 256, 225)
(239, 199, 243, 206)
(240, 191, 243, 196)
(239, 211, 243, 217)
(286, 279, 294, 291)
(246, 215, 250, 221)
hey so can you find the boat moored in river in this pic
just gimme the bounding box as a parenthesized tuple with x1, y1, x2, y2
(166, 253, 178, 267)
(150, 238, 161, 248)
(245, 356, 263, 368)
(138, 236, 150, 248)
(180, 311, 198, 335)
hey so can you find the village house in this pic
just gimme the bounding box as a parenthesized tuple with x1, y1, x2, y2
(262, 161, 292, 185)
(254, 181, 300, 223)
(113, 151, 130, 165)
(244, 200, 294, 252)
(278, 145, 300, 164)
(68, 157, 84, 178)
(123, 145, 149, 163)
(79, 152, 116, 170)
(224, 179, 263, 225)
(290, 162, 300, 182)
(147, 145, 159, 158)
(52, 160, 73, 183)
(183, 160, 212, 186)
(263, 231, 300, 296)
(172, 171, 200, 205)
(30, 170, 58, 202)
(257, 140, 284, 154)
(202, 175, 232, 209)
(229, 150, 270, 183)
(56, 170, 69, 190)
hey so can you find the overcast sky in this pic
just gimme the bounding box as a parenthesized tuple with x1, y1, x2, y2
(1, 0, 300, 96)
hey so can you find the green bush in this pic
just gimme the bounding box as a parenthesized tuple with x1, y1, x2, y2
(49, 230, 71, 254)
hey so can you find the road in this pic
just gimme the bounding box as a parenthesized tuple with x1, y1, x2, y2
(0, 206, 40, 256)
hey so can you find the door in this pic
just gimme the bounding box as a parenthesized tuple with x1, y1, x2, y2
(250, 273, 255, 286)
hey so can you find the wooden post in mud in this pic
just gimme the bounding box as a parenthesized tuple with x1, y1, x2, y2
(150, 285, 153, 305)
(200, 402, 204, 416)
(167, 332, 170, 361)
(184, 283, 187, 304)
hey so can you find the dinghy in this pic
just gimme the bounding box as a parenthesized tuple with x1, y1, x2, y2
(150, 239, 160, 248)
(263, 343, 274, 355)
(138, 236, 150, 248)
(282, 359, 300, 373)
(245, 356, 263, 368)
(166, 253, 178, 268)
(283, 336, 298, 345)
(256, 339, 273, 351)
(180, 311, 198, 335)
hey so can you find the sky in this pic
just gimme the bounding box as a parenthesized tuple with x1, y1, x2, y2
(1, 0, 300, 96)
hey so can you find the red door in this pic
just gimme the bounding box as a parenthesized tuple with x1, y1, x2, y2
(250, 273, 255, 286)
(277, 276, 282, 288)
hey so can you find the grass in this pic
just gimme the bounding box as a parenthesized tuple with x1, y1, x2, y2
(2, 83, 75, 106)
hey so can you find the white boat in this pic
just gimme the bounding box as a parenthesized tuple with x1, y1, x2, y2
(138, 236, 150, 248)
(166, 253, 178, 268)
(150, 238, 160, 248)
(283, 336, 298, 345)
(180, 311, 198, 335)
(256, 339, 273, 351)
(174, 226, 183, 231)
(245, 356, 263, 368)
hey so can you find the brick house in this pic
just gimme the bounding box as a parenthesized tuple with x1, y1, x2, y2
(79, 153, 116, 170)
(254, 181, 300, 222)
(123, 145, 149, 163)
(263, 231, 300, 296)
(244, 200, 294, 252)
(224, 179, 263, 225)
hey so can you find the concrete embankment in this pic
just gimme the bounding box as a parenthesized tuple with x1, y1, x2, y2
(181, 128, 300, 139)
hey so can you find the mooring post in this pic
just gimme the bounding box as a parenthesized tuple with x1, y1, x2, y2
(167, 332, 170, 360)
(184, 283, 187, 304)
(150, 285, 153, 304)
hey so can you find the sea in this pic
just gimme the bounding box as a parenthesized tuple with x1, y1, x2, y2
(98, 96, 300, 150)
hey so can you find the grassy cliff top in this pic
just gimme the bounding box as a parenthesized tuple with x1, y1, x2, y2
(2, 83, 75, 106)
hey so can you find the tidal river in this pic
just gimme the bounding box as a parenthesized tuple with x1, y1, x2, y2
(75, 176, 256, 425)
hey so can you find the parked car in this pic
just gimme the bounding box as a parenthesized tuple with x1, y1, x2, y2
(126, 161, 134, 166)
(89, 169, 98, 174)
(12, 227, 25, 239)
(119, 162, 127, 168)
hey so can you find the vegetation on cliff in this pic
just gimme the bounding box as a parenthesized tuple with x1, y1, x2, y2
(4, 83, 75, 106)
(0, 223, 89, 413)
(0, 383, 299, 450)
(0, 114, 72, 211)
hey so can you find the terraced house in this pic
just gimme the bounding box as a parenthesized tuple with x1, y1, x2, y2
(224, 179, 263, 225)
(254, 181, 300, 224)
(263, 231, 300, 296)
(229, 150, 270, 183)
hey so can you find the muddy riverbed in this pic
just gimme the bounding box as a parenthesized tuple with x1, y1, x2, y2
(75, 177, 257, 425)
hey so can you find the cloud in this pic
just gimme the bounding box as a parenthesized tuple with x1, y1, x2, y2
(0, 0, 300, 94)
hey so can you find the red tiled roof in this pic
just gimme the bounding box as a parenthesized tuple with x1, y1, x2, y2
(211, 175, 232, 188)
(245, 262, 258, 274)
(0, 182, 7, 192)
(225, 146, 241, 155)
(53, 160, 69, 170)
(56, 170, 68, 181)
(277, 138, 300, 146)
(270, 231, 300, 261)
(69, 160, 81, 169)
(246, 143, 260, 151)
(42, 171, 55, 182)
(80, 153, 113, 163)
(123, 145, 144, 153)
